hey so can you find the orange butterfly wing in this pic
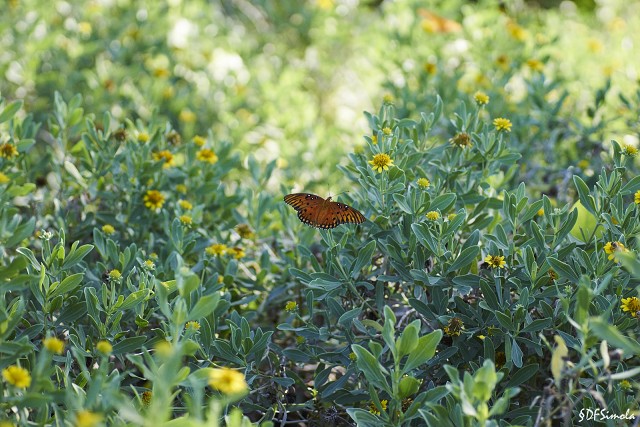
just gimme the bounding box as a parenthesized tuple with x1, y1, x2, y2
(284, 193, 366, 229)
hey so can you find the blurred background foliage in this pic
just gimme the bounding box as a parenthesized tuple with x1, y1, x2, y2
(3, 0, 640, 193)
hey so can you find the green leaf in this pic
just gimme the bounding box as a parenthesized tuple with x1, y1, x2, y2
(547, 257, 579, 283)
(402, 330, 443, 373)
(396, 321, 419, 359)
(351, 240, 376, 279)
(521, 318, 552, 333)
(589, 318, 640, 355)
(620, 175, 640, 195)
(352, 344, 391, 392)
(188, 293, 220, 321)
(61, 244, 93, 270)
(0, 99, 23, 124)
(117, 289, 151, 312)
(47, 273, 84, 300)
(112, 337, 147, 355)
(506, 364, 539, 388)
(430, 193, 457, 213)
(447, 246, 480, 274)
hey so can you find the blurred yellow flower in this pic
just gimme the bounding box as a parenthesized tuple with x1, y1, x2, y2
(196, 148, 218, 164)
(108, 269, 121, 281)
(179, 215, 192, 226)
(206, 243, 227, 256)
(2, 365, 31, 388)
(153, 150, 175, 168)
(178, 200, 193, 210)
(43, 337, 65, 354)
(622, 144, 638, 157)
(417, 178, 430, 188)
(526, 59, 544, 72)
(102, 224, 115, 235)
(285, 301, 298, 312)
(474, 91, 490, 105)
(179, 110, 196, 123)
(0, 172, 9, 184)
(75, 410, 102, 427)
(137, 132, 150, 143)
(604, 241, 628, 261)
(176, 184, 187, 194)
(369, 399, 388, 415)
(209, 367, 248, 395)
(0, 143, 18, 159)
(227, 247, 245, 259)
(192, 135, 206, 146)
(96, 340, 112, 355)
(143, 190, 166, 210)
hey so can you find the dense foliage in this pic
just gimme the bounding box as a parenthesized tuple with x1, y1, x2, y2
(1, 1, 640, 426)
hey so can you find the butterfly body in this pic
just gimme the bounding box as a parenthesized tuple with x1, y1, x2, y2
(284, 193, 366, 229)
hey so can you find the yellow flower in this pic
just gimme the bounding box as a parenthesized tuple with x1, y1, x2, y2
(179, 215, 192, 226)
(447, 213, 457, 221)
(604, 241, 628, 261)
(424, 62, 437, 75)
(179, 110, 196, 123)
(426, 211, 440, 221)
(196, 148, 218, 164)
(235, 224, 255, 239)
(493, 118, 512, 132)
(143, 259, 155, 270)
(526, 59, 544, 72)
(349, 352, 357, 361)
(285, 301, 298, 312)
(74, 410, 103, 427)
(382, 127, 392, 136)
(417, 178, 430, 188)
(152, 150, 175, 168)
(443, 317, 464, 337)
(0, 172, 9, 184)
(102, 224, 115, 235)
(371, 135, 378, 145)
(577, 159, 590, 170)
(166, 131, 181, 146)
(621, 296, 640, 317)
(368, 153, 394, 173)
(178, 200, 193, 210)
(185, 321, 201, 330)
(548, 269, 558, 282)
(2, 365, 31, 388)
(369, 399, 388, 415)
(108, 269, 121, 281)
(143, 190, 166, 210)
(449, 132, 472, 148)
(192, 135, 206, 146)
(227, 247, 245, 259)
(495, 54, 509, 70)
(96, 340, 112, 355)
(137, 132, 150, 143)
(78, 21, 92, 36)
(176, 184, 187, 194)
(474, 91, 490, 105)
(209, 367, 248, 395)
(206, 243, 227, 256)
(382, 94, 394, 104)
(619, 380, 632, 391)
(0, 143, 18, 159)
(587, 38, 604, 53)
(154, 341, 173, 357)
(537, 208, 544, 216)
(622, 144, 638, 157)
(485, 255, 506, 269)
(506, 21, 527, 41)
(296, 336, 305, 344)
(43, 337, 65, 354)
(635, 190, 640, 205)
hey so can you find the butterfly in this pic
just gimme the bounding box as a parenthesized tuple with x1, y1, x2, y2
(284, 193, 366, 229)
